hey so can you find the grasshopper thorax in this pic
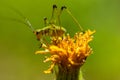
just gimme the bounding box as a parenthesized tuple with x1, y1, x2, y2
(33, 24, 66, 41)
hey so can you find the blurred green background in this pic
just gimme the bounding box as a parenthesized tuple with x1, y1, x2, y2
(0, 0, 120, 80)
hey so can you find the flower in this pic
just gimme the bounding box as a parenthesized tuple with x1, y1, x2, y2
(35, 29, 95, 74)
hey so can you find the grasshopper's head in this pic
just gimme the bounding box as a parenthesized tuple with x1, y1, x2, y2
(33, 29, 43, 41)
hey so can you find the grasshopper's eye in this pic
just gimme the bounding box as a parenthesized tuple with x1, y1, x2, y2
(33, 31, 39, 35)
(36, 31, 39, 35)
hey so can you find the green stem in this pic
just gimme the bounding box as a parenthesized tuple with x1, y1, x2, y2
(56, 65, 80, 80)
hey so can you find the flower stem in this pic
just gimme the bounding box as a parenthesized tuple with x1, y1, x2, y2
(56, 66, 80, 80)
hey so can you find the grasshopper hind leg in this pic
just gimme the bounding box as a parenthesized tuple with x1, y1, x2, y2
(57, 6, 67, 27)
(62, 6, 83, 31)
(50, 4, 57, 24)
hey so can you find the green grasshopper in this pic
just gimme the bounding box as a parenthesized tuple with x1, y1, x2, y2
(34, 5, 67, 41)
(31, 5, 83, 42)
(9, 5, 67, 46)
(9, 4, 83, 46)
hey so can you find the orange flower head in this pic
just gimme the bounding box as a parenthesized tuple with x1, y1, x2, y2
(35, 29, 95, 73)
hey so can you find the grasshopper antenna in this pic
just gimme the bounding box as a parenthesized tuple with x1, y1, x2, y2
(9, 6, 35, 32)
(0, 15, 30, 26)
(61, 6, 83, 31)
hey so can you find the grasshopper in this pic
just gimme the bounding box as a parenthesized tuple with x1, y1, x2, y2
(9, 4, 83, 47)
(9, 5, 67, 46)
(33, 5, 83, 42)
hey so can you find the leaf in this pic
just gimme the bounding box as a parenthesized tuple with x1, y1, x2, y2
(79, 70, 85, 80)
